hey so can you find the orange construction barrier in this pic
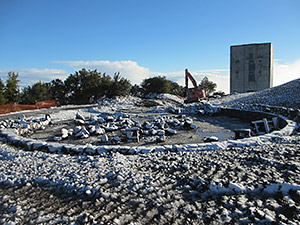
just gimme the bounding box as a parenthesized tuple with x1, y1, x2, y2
(0, 100, 57, 115)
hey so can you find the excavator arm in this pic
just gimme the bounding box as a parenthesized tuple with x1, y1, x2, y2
(184, 69, 206, 103)
(185, 69, 198, 89)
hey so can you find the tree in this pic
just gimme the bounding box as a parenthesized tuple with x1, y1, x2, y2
(106, 72, 131, 98)
(169, 80, 185, 96)
(21, 81, 52, 104)
(141, 76, 171, 94)
(64, 68, 103, 104)
(0, 79, 6, 104)
(98, 73, 112, 98)
(63, 68, 130, 104)
(4, 72, 21, 103)
(49, 79, 65, 101)
(130, 84, 143, 97)
(198, 76, 217, 95)
(141, 76, 184, 96)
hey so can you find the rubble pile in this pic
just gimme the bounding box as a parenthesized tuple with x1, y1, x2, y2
(144, 93, 184, 104)
(222, 78, 300, 110)
(0, 114, 51, 136)
(53, 112, 198, 144)
(180, 101, 221, 115)
(96, 96, 140, 112)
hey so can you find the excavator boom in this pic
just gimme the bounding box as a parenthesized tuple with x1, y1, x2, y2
(185, 69, 198, 89)
(184, 69, 206, 103)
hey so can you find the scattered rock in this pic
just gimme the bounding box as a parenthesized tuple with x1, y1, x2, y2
(203, 136, 219, 142)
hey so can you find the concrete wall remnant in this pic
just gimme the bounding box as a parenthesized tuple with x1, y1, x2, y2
(230, 43, 273, 93)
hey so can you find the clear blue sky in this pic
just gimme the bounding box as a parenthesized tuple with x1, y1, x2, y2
(0, 0, 299, 93)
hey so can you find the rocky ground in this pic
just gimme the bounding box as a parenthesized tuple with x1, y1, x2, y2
(0, 135, 299, 224)
(0, 80, 300, 224)
(217, 78, 300, 110)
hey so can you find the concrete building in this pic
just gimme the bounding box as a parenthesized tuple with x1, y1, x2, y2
(230, 43, 273, 93)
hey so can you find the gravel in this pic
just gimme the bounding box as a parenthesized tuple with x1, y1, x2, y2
(0, 135, 299, 224)
(216, 78, 300, 109)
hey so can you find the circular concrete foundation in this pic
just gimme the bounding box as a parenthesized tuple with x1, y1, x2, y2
(0, 107, 296, 155)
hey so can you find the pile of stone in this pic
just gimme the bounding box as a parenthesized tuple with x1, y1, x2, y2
(179, 101, 220, 115)
(53, 112, 136, 143)
(0, 114, 51, 136)
(52, 112, 198, 144)
(139, 115, 197, 143)
(222, 78, 300, 110)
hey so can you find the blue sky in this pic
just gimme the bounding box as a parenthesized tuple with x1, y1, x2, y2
(0, 0, 299, 93)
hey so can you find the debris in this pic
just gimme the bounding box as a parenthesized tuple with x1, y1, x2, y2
(101, 134, 109, 143)
(233, 129, 251, 139)
(157, 135, 165, 142)
(203, 136, 219, 142)
(61, 128, 69, 139)
(53, 136, 62, 141)
(113, 136, 121, 142)
(126, 128, 140, 142)
(76, 112, 85, 121)
(252, 118, 270, 134)
(166, 129, 177, 135)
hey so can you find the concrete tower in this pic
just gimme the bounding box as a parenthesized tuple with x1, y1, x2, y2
(230, 43, 273, 93)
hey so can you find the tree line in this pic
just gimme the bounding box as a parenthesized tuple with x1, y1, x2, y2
(0, 68, 218, 105)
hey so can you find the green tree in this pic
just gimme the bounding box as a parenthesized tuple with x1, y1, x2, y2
(141, 76, 184, 96)
(64, 68, 111, 104)
(49, 79, 65, 101)
(141, 76, 171, 94)
(198, 76, 217, 95)
(169, 80, 185, 96)
(130, 84, 143, 97)
(0, 79, 7, 104)
(98, 73, 112, 98)
(106, 72, 131, 98)
(21, 81, 52, 104)
(4, 72, 21, 103)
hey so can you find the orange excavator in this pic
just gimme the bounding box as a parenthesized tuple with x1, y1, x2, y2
(184, 69, 206, 103)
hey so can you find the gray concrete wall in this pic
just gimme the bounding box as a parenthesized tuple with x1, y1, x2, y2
(230, 43, 273, 93)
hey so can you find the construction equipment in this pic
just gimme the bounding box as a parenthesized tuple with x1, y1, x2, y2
(184, 69, 206, 103)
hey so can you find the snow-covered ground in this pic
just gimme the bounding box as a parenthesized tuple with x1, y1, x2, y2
(0, 83, 300, 224)
(212, 78, 300, 110)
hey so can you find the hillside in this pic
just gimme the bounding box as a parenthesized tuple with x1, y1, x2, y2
(222, 78, 300, 109)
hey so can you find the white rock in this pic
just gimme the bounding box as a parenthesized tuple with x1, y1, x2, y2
(204, 136, 219, 142)
(61, 128, 69, 139)
(89, 125, 96, 134)
(145, 123, 153, 129)
(150, 129, 157, 135)
(106, 115, 115, 121)
(166, 129, 177, 135)
(68, 129, 74, 136)
(53, 136, 62, 141)
(74, 126, 82, 134)
(95, 127, 105, 135)
(81, 126, 90, 135)
(182, 164, 189, 169)
(74, 119, 85, 125)
(116, 175, 125, 182)
(76, 112, 85, 120)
